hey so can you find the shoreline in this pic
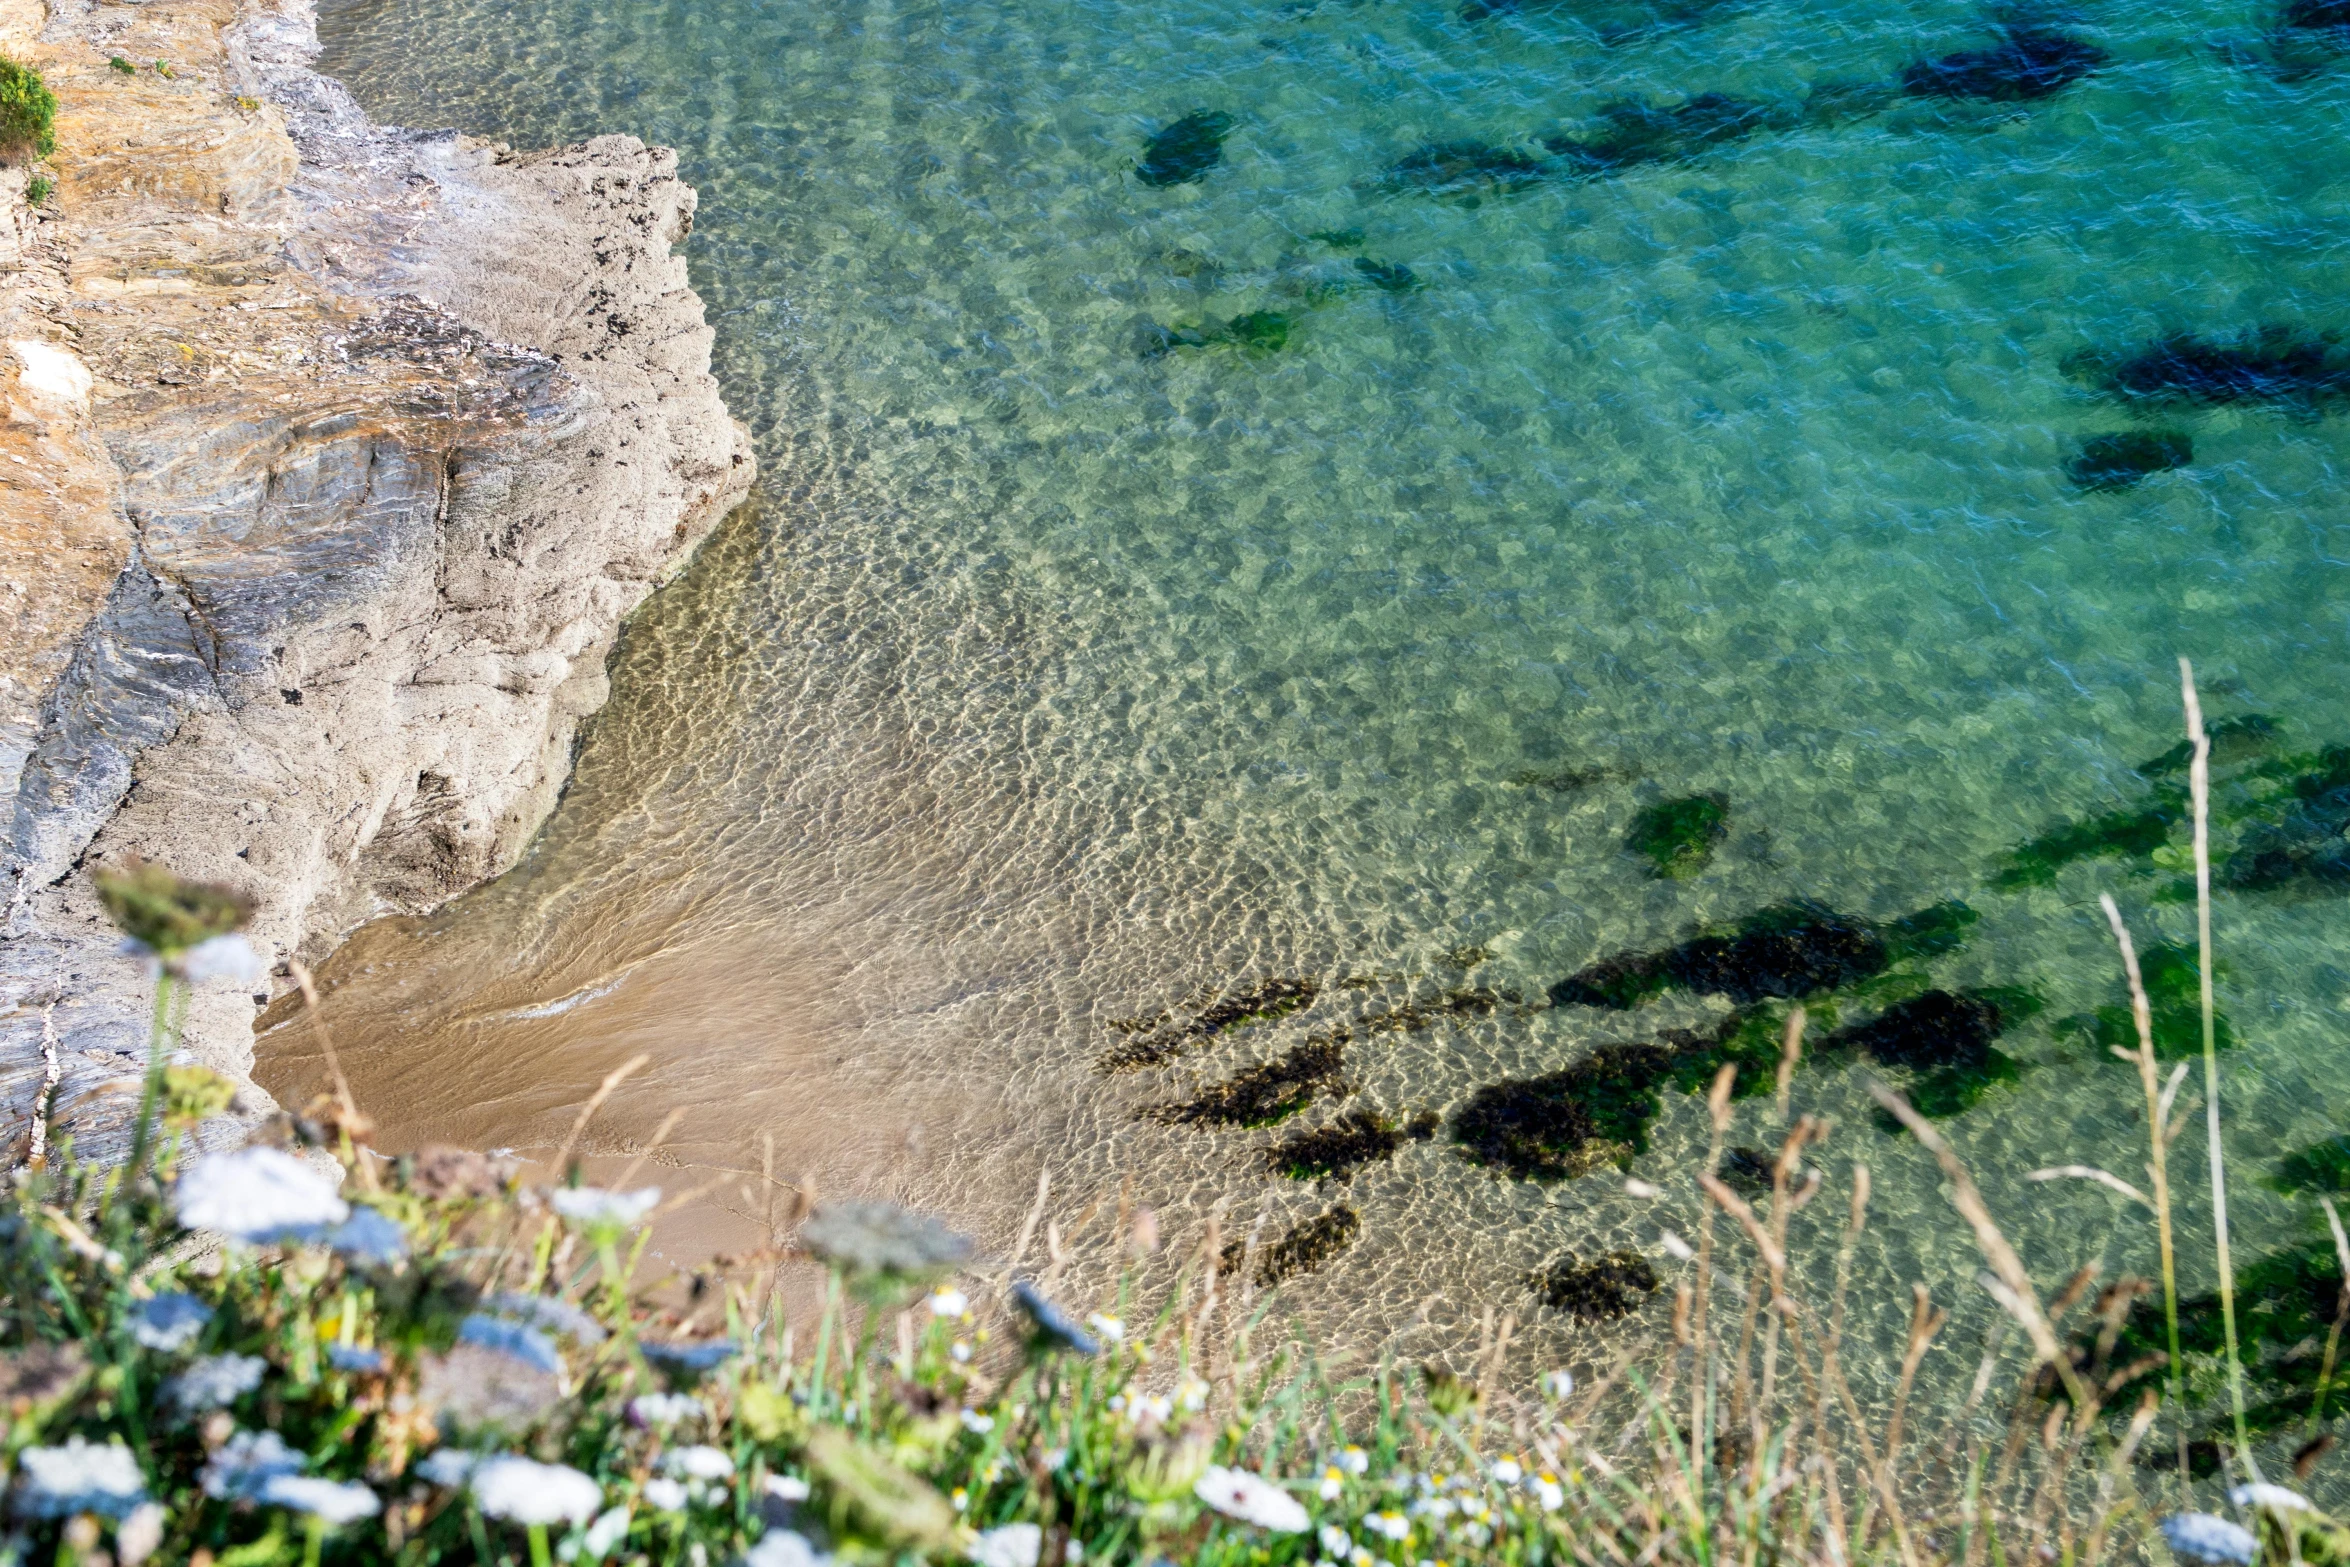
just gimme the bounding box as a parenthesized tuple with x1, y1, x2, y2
(0, 0, 755, 1159)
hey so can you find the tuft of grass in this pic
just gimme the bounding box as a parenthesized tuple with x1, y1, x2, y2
(26, 171, 52, 206)
(0, 55, 58, 159)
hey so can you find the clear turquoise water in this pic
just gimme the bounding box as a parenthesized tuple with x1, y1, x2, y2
(282, 0, 2350, 1420)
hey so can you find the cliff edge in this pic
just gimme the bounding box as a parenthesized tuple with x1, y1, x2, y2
(0, 0, 756, 1159)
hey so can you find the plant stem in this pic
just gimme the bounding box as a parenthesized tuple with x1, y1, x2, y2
(122, 970, 177, 1195)
(528, 1522, 553, 1567)
(2181, 658, 2251, 1466)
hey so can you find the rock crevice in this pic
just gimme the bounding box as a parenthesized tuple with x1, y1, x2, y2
(0, 0, 755, 1159)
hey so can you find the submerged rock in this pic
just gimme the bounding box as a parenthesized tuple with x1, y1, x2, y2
(1530, 1250, 1659, 1319)
(1900, 28, 2107, 101)
(2065, 430, 2192, 491)
(1834, 988, 2011, 1071)
(1256, 1205, 1362, 1285)
(2284, 0, 2350, 33)
(1146, 1040, 1347, 1127)
(1353, 257, 1421, 294)
(1718, 1146, 1776, 1197)
(1263, 1109, 1437, 1180)
(1137, 110, 1237, 188)
(1624, 793, 1729, 879)
(2137, 714, 2280, 778)
(2225, 784, 2350, 890)
(2075, 327, 2350, 410)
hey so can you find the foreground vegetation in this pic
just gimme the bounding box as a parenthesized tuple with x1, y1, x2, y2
(5, 668, 2346, 1567)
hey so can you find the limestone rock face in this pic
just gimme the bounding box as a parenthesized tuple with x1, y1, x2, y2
(0, 0, 755, 1161)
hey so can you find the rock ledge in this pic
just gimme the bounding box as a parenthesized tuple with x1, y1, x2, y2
(0, 0, 756, 1158)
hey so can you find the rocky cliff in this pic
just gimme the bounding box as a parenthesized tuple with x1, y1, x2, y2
(0, 0, 755, 1160)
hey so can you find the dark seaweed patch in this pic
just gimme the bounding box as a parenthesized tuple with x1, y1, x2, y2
(1353, 257, 1421, 294)
(2272, 1135, 2350, 1196)
(2224, 783, 2350, 890)
(1508, 764, 1619, 794)
(1137, 110, 1236, 188)
(2072, 327, 2350, 411)
(1379, 140, 1551, 198)
(1843, 988, 2038, 1124)
(1135, 310, 1292, 359)
(1264, 1109, 1437, 1181)
(1308, 227, 1366, 249)
(1553, 901, 1973, 1012)
(1543, 94, 1791, 177)
(1530, 1250, 1659, 1319)
(2284, 0, 2350, 32)
(2137, 714, 2280, 778)
(1662, 904, 1890, 1004)
(1452, 1017, 1768, 1180)
(1899, 28, 2107, 101)
(1100, 978, 1320, 1071)
(1625, 793, 1729, 879)
(1146, 1040, 1346, 1128)
(2065, 431, 2192, 492)
(1994, 800, 2180, 888)
(1461, 0, 1750, 45)
(1256, 1205, 1361, 1285)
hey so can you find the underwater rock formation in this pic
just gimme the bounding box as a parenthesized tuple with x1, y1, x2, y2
(1263, 1109, 1439, 1180)
(1995, 800, 2181, 888)
(2065, 431, 2193, 491)
(2073, 327, 2350, 410)
(1551, 900, 1975, 1011)
(1834, 988, 2039, 1120)
(1255, 1205, 1362, 1285)
(1530, 1250, 1660, 1319)
(1899, 27, 2108, 101)
(2225, 782, 2350, 890)
(1137, 110, 1237, 187)
(1353, 257, 1422, 294)
(1624, 793, 1730, 879)
(1145, 1040, 1347, 1128)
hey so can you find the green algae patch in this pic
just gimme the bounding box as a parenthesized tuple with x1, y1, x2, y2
(1530, 1250, 1658, 1320)
(1995, 799, 2180, 888)
(1624, 793, 1729, 879)
(2270, 1134, 2350, 1196)
(2061, 943, 2231, 1062)
(1255, 1204, 1361, 1285)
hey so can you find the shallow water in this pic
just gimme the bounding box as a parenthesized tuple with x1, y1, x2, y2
(268, 0, 2350, 1432)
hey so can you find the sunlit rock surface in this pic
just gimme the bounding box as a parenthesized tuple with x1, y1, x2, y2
(0, 0, 753, 1160)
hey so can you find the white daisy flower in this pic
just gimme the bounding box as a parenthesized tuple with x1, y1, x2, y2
(1490, 1457, 1523, 1486)
(967, 1522, 1043, 1567)
(961, 1409, 996, 1434)
(549, 1187, 661, 1228)
(130, 1292, 212, 1352)
(178, 935, 267, 986)
(1085, 1313, 1126, 1343)
(644, 1478, 690, 1512)
(472, 1457, 602, 1525)
(763, 1475, 811, 1503)
(951, 1340, 974, 1364)
(1534, 1474, 1566, 1512)
(167, 1353, 266, 1414)
(1319, 1467, 1345, 1500)
(1179, 1377, 1212, 1413)
(14, 1438, 148, 1518)
(1319, 1525, 1354, 1557)
(1193, 1467, 1309, 1533)
(1366, 1511, 1411, 1542)
(116, 1501, 168, 1566)
(259, 1476, 380, 1526)
(1338, 1445, 1369, 1475)
(928, 1288, 970, 1318)
(174, 1148, 348, 1244)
